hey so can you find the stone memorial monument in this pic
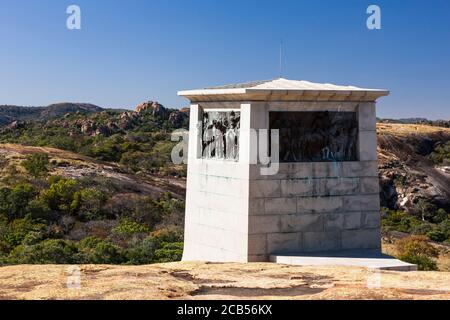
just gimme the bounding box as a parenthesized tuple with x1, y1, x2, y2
(178, 78, 391, 264)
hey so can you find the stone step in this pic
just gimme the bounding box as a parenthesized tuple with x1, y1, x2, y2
(270, 250, 418, 271)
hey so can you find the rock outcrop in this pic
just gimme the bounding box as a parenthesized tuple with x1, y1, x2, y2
(0, 262, 448, 300)
(377, 124, 450, 212)
(136, 101, 169, 118)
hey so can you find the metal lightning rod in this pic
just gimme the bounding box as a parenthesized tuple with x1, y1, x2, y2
(279, 40, 283, 79)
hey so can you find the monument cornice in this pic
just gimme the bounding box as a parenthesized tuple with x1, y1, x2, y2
(178, 78, 389, 103)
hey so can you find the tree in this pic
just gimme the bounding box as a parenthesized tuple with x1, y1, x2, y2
(72, 188, 107, 221)
(7, 239, 78, 264)
(3, 184, 37, 220)
(416, 199, 438, 222)
(396, 235, 439, 271)
(153, 242, 183, 263)
(112, 219, 150, 236)
(76, 237, 125, 264)
(125, 237, 156, 265)
(41, 179, 79, 214)
(22, 153, 49, 178)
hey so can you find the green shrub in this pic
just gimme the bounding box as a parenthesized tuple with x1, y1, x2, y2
(151, 228, 184, 245)
(153, 242, 183, 263)
(7, 239, 77, 264)
(120, 151, 150, 172)
(0, 240, 11, 255)
(429, 141, 450, 166)
(0, 188, 11, 219)
(41, 179, 79, 214)
(72, 188, 107, 221)
(399, 253, 438, 271)
(382, 210, 422, 233)
(0, 184, 37, 220)
(76, 237, 125, 264)
(22, 153, 49, 178)
(22, 231, 46, 245)
(112, 219, 150, 236)
(438, 220, 450, 238)
(26, 199, 53, 221)
(415, 199, 438, 223)
(1, 218, 46, 247)
(129, 197, 164, 228)
(433, 209, 449, 224)
(125, 237, 156, 265)
(426, 229, 447, 242)
(396, 235, 439, 271)
(411, 223, 433, 235)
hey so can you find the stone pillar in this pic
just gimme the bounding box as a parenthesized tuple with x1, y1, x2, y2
(182, 103, 250, 262)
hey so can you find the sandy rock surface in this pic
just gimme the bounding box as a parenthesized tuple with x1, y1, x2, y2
(0, 262, 449, 300)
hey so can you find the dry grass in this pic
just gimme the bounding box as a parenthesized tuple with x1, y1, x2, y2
(377, 123, 450, 137)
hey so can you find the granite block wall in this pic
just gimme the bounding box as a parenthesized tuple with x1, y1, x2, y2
(183, 102, 381, 263)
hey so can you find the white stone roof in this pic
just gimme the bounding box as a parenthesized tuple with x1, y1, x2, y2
(178, 78, 389, 102)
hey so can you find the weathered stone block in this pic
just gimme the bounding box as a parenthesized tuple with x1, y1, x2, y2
(363, 211, 381, 229)
(341, 229, 381, 250)
(202, 175, 248, 197)
(279, 214, 323, 232)
(297, 196, 344, 214)
(358, 103, 376, 131)
(324, 213, 344, 231)
(341, 161, 378, 177)
(265, 197, 297, 214)
(312, 162, 343, 178)
(360, 177, 380, 194)
(250, 180, 281, 198)
(303, 231, 340, 252)
(267, 233, 301, 253)
(343, 212, 362, 230)
(343, 195, 380, 212)
(248, 254, 269, 262)
(280, 179, 316, 197)
(318, 178, 360, 196)
(248, 215, 281, 234)
(359, 131, 378, 161)
(248, 234, 267, 255)
(272, 163, 314, 180)
(249, 198, 265, 215)
(198, 192, 248, 214)
(286, 163, 314, 179)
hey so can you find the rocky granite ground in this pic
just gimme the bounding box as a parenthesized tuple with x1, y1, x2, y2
(0, 262, 448, 300)
(377, 123, 450, 212)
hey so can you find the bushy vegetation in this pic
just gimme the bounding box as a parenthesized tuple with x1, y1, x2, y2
(0, 158, 184, 265)
(2, 229, 183, 265)
(22, 153, 49, 178)
(0, 104, 188, 265)
(429, 141, 450, 166)
(382, 208, 450, 243)
(382, 205, 449, 270)
(396, 236, 439, 271)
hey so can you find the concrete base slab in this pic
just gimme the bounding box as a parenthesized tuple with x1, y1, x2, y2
(270, 250, 418, 271)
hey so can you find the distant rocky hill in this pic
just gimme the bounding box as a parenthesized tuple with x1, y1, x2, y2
(0, 101, 189, 133)
(378, 118, 450, 128)
(0, 103, 103, 126)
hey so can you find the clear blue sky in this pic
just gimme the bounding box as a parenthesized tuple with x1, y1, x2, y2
(1, 0, 449, 119)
